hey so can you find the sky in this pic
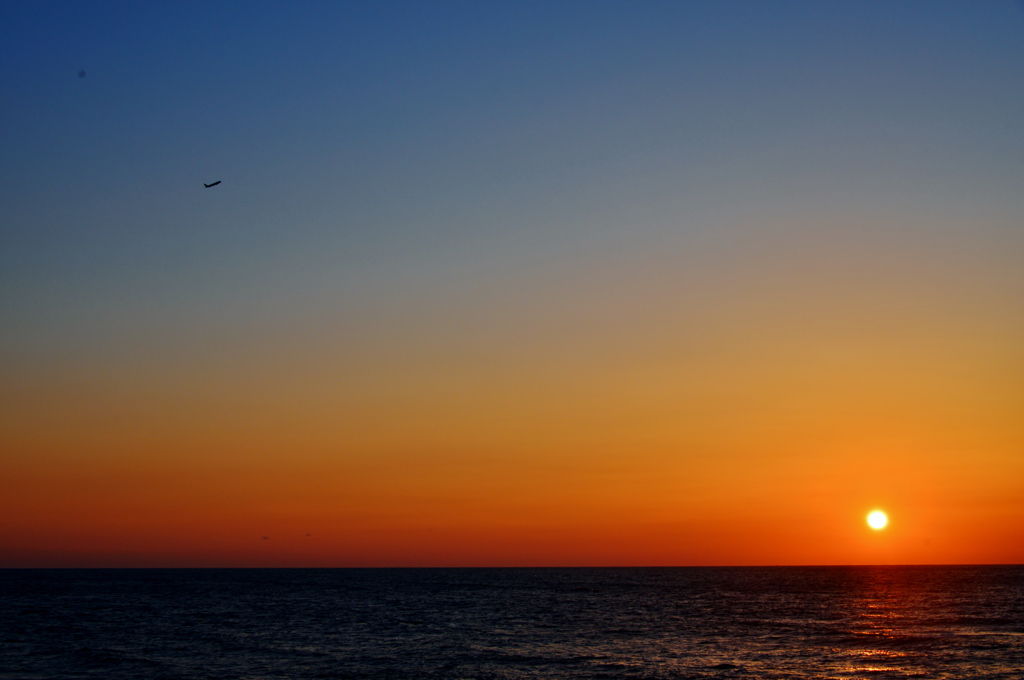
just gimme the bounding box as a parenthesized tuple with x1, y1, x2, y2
(2, 1, 1024, 567)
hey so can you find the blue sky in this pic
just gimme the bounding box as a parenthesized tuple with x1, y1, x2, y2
(5, 3, 1022, 314)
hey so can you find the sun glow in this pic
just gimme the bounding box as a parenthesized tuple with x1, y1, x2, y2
(867, 511, 888, 530)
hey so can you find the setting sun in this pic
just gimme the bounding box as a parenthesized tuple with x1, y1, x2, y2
(867, 511, 888, 530)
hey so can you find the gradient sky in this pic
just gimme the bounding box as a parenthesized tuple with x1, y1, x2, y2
(2, 1, 1024, 567)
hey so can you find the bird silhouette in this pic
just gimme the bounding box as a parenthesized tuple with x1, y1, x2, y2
(204, 181, 221, 188)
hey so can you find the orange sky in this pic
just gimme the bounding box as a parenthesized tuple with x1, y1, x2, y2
(3, 215, 1023, 566)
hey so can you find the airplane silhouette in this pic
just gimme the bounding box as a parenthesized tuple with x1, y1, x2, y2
(204, 181, 221, 188)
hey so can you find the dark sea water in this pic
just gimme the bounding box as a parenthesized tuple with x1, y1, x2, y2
(2, 567, 1023, 679)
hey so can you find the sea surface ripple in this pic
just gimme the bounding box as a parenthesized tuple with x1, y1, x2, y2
(2, 566, 1023, 679)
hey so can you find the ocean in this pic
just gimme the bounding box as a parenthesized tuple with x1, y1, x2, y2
(2, 566, 1022, 679)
